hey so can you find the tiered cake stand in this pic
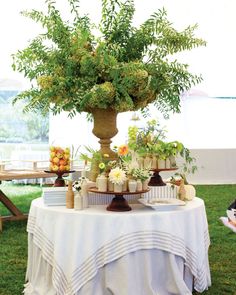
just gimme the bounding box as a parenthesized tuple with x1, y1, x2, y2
(88, 187, 150, 212)
(148, 168, 178, 186)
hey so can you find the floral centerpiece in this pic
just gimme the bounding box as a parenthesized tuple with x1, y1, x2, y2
(132, 168, 152, 182)
(109, 167, 127, 186)
(127, 119, 197, 185)
(128, 119, 194, 168)
(12, 0, 206, 156)
(73, 180, 82, 192)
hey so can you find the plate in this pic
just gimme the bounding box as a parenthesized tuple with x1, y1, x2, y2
(138, 198, 186, 210)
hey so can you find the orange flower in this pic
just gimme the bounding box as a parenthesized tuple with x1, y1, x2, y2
(118, 144, 129, 156)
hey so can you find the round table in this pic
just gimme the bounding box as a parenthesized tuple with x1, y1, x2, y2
(24, 197, 211, 295)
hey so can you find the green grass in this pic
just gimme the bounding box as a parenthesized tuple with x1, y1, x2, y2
(0, 183, 236, 295)
(0, 182, 42, 216)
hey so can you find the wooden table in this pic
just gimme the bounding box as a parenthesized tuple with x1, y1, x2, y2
(0, 169, 55, 222)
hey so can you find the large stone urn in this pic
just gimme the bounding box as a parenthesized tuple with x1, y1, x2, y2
(91, 108, 118, 159)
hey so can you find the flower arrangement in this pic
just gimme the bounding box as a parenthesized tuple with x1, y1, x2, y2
(132, 168, 152, 182)
(128, 120, 166, 156)
(117, 145, 129, 157)
(108, 167, 127, 185)
(98, 162, 106, 173)
(128, 119, 187, 160)
(73, 180, 82, 192)
(12, 0, 205, 119)
(127, 119, 198, 181)
(98, 153, 110, 174)
(80, 144, 130, 180)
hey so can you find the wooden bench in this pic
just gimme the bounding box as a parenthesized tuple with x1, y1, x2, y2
(0, 169, 55, 225)
(0, 159, 49, 171)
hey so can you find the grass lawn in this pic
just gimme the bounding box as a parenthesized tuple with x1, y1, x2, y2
(0, 183, 236, 295)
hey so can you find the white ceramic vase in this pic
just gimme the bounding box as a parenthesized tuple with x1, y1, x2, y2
(151, 156, 157, 169)
(81, 177, 89, 208)
(169, 155, 177, 168)
(136, 179, 143, 191)
(74, 191, 83, 210)
(157, 159, 165, 169)
(114, 183, 123, 193)
(108, 180, 114, 192)
(122, 180, 128, 192)
(165, 158, 171, 169)
(97, 174, 108, 192)
(128, 179, 137, 192)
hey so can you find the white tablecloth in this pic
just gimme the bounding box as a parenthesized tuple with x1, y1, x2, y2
(24, 197, 211, 295)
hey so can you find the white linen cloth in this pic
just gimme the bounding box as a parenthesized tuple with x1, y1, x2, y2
(25, 242, 194, 295)
(24, 197, 211, 295)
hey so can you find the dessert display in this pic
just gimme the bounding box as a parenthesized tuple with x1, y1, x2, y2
(45, 146, 74, 187)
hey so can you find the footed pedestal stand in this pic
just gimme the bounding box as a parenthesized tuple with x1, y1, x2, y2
(148, 168, 178, 186)
(88, 188, 150, 212)
(44, 170, 75, 187)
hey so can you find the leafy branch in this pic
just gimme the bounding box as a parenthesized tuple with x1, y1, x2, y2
(12, 0, 206, 118)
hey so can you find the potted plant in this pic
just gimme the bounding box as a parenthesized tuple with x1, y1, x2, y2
(132, 168, 152, 190)
(12, 0, 206, 156)
(108, 167, 127, 192)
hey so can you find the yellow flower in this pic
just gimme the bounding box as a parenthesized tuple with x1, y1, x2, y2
(118, 144, 129, 156)
(99, 162, 105, 170)
(103, 154, 109, 158)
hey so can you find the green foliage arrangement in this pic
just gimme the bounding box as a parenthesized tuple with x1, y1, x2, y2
(12, 0, 206, 118)
(127, 119, 197, 181)
(128, 119, 182, 157)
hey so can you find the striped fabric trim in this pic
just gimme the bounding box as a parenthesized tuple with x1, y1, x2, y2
(27, 216, 69, 295)
(27, 216, 210, 294)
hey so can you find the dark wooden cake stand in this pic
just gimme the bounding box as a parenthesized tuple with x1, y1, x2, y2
(148, 168, 178, 186)
(88, 187, 150, 212)
(44, 170, 75, 187)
